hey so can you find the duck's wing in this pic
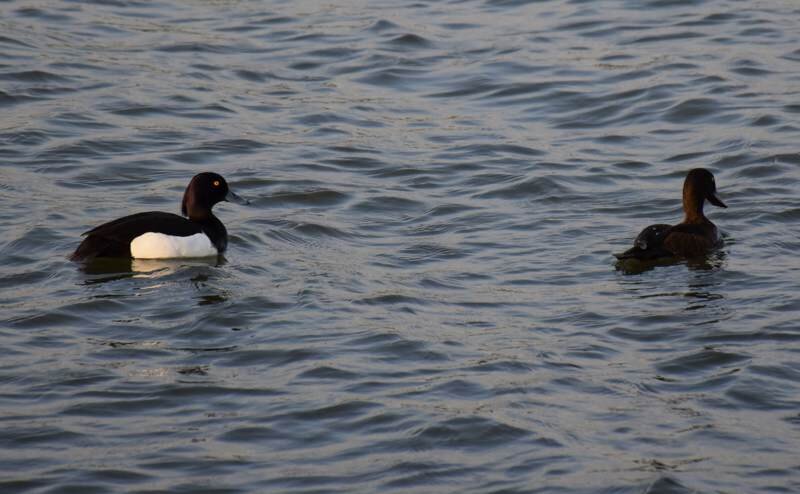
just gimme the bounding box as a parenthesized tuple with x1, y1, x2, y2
(614, 224, 673, 260)
(661, 223, 717, 258)
(72, 212, 202, 260)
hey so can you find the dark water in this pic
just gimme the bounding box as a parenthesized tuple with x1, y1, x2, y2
(2, 0, 800, 492)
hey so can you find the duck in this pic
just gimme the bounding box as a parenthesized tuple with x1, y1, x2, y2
(614, 168, 727, 261)
(71, 172, 247, 261)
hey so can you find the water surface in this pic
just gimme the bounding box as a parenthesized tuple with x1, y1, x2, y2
(2, 0, 800, 493)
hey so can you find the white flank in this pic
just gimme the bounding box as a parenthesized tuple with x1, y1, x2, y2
(130, 232, 217, 259)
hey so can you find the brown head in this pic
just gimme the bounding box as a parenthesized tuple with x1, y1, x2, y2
(682, 168, 726, 221)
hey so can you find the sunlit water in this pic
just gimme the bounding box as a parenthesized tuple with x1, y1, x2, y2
(2, 0, 800, 493)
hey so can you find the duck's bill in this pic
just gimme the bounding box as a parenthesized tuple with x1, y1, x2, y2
(707, 191, 727, 208)
(225, 190, 249, 205)
(614, 245, 673, 261)
(613, 247, 640, 260)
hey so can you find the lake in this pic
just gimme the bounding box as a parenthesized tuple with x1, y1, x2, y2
(1, 0, 799, 492)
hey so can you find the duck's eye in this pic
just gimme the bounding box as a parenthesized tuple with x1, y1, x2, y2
(213, 180, 220, 187)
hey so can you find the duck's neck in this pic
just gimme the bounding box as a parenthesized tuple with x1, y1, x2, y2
(187, 207, 227, 251)
(182, 194, 215, 221)
(186, 208, 215, 222)
(181, 199, 228, 252)
(682, 185, 707, 224)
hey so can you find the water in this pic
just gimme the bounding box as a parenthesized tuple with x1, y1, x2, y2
(2, 0, 800, 492)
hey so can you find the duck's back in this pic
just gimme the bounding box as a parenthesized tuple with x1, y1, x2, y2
(71, 212, 204, 260)
(615, 222, 722, 261)
(662, 222, 721, 258)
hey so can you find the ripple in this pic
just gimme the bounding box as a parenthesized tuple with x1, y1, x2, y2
(0, 35, 35, 48)
(0, 426, 87, 447)
(726, 378, 800, 410)
(260, 190, 350, 208)
(0, 70, 72, 83)
(475, 175, 570, 199)
(355, 293, 428, 306)
(385, 243, 466, 265)
(296, 365, 359, 380)
(350, 196, 426, 213)
(626, 31, 706, 44)
(400, 416, 535, 451)
(14, 7, 72, 22)
(155, 42, 255, 54)
(0, 89, 41, 107)
(215, 348, 323, 367)
(382, 462, 477, 489)
(355, 67, 433, 90)
(347, 332, 448, 363)
(218, 425, 292, 444)
(655, 349, 750, 376)
(663, 97, 723, 123)
(385, 33, 434, 49)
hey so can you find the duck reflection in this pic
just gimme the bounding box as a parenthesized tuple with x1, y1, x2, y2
(682, 252, 727, 313)
(616, 249, 728, 316)
(615, 246, 727, 275)
(78, 255, 226, 284)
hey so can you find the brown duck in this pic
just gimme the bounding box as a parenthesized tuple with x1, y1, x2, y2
(615, 168, 727, 260)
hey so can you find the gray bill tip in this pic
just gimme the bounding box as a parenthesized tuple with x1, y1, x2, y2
(708, 191, 727, 208)
(226, 189, 249, 205)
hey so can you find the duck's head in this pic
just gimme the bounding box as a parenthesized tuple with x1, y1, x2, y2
(684, 168, 726, 214)
(181, 172, 248, 219)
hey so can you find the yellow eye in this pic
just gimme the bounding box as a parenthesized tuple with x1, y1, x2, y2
(213, 180, 220, 187)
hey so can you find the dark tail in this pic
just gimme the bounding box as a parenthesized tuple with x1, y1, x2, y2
(70, 235, 130, 261)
